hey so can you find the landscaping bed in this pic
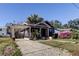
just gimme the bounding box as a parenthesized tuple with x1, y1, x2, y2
(39, 39, 79, 56)
(0, 38, 22, 56)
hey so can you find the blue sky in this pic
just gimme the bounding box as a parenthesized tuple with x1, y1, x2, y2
(0, 3, 79, 26)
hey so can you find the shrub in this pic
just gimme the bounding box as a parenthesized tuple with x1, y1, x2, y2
(71, 29, 79, 40)
(12, 49, 22, 56)
(59, 31, 71, 39)
(72, 33, 79, 39)
(0, 38, 22, 56)
(3, 46, 15, 56)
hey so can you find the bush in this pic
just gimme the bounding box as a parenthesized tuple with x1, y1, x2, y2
(72, 33, 79, 39)
(0, 38, 22, 56)
(59, 31, 71, 39)
(12, 49, 22, 56)
(71, 29, 79, 39)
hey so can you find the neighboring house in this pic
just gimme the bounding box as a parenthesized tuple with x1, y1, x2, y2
(8, 21, 55, 40)
(0, 27, 9, 37)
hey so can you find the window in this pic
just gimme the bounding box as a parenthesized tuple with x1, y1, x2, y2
(0, 28, 2, 31)
(2, 33, 4, 35)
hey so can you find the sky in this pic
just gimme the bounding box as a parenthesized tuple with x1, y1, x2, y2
(0, 3, 79, 26)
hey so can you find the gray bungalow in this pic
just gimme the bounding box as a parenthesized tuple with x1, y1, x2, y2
(0, 27, 9, 37)
(8, 21, 54, 40)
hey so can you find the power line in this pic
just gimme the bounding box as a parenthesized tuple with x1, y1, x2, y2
(72, 3, 79, 9)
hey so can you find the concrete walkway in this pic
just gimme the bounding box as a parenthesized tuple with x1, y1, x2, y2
(15, 39, 71, 56)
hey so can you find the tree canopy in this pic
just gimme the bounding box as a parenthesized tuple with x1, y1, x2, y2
(50, 20, 62, 28)
(68, 18, 79, 29)
(6, 14, 79, 30)
(26, 14, 44, 24)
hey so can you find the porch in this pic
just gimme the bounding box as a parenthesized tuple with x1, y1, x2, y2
(10, 22, 54, 40)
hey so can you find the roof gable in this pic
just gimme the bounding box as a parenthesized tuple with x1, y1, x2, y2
(36, 21, 52, 28)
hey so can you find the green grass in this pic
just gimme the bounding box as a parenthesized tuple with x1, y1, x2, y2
(0, 38, 22, 56)
(39, 39, 79, 56)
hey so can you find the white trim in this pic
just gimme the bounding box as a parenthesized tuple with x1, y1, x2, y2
(36, 22, 51, 28)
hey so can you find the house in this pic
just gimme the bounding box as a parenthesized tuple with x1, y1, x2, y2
(8, 21, 55, 40)
(0, 27, 9, 37)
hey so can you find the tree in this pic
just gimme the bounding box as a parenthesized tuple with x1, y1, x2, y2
(31, 30, 39, 40)
(26, 14, 44, 24)
(50, 20, 62, 28)
(62, 24, 69, 29)
(68, 18, 79, 29)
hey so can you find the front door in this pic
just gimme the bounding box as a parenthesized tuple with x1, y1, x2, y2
(41, 28, 47, 37)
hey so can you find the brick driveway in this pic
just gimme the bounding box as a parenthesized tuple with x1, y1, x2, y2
(15, 39, 71, 56)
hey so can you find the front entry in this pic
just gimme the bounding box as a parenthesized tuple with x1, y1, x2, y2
(41, 28, 47, 37)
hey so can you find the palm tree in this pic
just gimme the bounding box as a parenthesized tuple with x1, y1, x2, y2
(27, 14, 44, 24)
(26, 14, 44, 40)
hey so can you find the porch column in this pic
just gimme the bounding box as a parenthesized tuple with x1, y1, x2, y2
(24, 29, 26, 38)
(40, 28, 41, 37)
(47, 28, 49, 37)
(11, 27, 15, 40)
(29, 27, 31, 37)
(11, 28, 15, 38)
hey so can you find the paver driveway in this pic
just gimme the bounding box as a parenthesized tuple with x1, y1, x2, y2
(15, 39, 71, 56)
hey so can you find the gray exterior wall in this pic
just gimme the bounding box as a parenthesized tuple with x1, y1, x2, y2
(0, 27, 9, 36)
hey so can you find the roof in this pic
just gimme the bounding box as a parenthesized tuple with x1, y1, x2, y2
(10, 21, 54, 33)
(56, 28, 72, 31)
(36, 21, 53, 28)
(21, 21, 53, 28)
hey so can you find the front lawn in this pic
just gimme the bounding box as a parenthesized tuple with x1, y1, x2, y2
(0, 38, 22, 56)
(39, 39, 79, 56)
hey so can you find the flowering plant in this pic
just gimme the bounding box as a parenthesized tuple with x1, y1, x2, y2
(59, 31, 71, 39)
